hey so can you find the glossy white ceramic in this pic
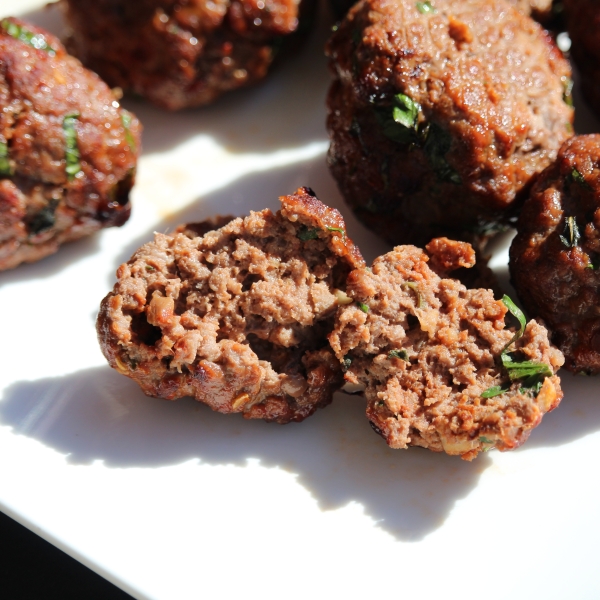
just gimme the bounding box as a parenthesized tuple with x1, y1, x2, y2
(1, 2, 599, 599)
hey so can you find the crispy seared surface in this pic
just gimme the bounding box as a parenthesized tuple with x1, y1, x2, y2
(329, 240, 564, 460)
(63, 0, 315, 111)
(0, 17, 140, 271)
(97, 188, 365, 423)
(510, 135, 600, 374)
(326, 0, 573, 247)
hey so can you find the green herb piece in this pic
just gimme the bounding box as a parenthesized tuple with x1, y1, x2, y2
(63, 112, 81, 181)
(559, 216, 581, 248)
(586, 256, 600, 270)
(0, 141, 12, 176)
(479, 436, 494, 445)
(342, 355, 352, 372)
(562, 76, 574, 107)
(501, 294, 526, 353)
(481, 385, 508, 399)
(389, 349, 409, 361)
(297, 226, 320, 241)
(571, 168, 592, 190)
(519, 379, 544, 395)
(28, 199, 58, 235)
(500, 353, 552, 382)
(356, 301, 369, 313)
(1, 19, 56, 55)
(403, 281, 426, 308)
(374, 93, 421, 145)
(416, 1, 435, 13)
(566, 122, 574, 134)
(145, 265, 155, 272)
(423, 123, 461, 184)
(326, 226, 346, 242)
(121, 111, 137, 153)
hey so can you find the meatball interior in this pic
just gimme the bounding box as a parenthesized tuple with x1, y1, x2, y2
(326, 0, 573, 247)
(0, 17, 141, 271)
(329, 239, 564, 460)
(510, 135, 600, 374)
(97, 188, 365, 423)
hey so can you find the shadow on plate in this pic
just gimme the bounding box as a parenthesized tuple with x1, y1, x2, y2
(21, 1, 336, 157)
(1, 365, 490, 542)
(109, 153, 391, 285)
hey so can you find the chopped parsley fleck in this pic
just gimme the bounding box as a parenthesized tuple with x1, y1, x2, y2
(342, 355, 352, 372)
(479, 436, 494, 445)
(501, 294, 526, 352)
(297, 226, 320, 241)
(423, 123, 461, 184)
(389, 349, 409, 361)
(1, 19, 56, 55)
(63, 112, 82, 181)
(28, 199, 58, 235)
(0, 141, 12, 176)
(403, 281, 426, 308)
(326, 226, 347, 242)
(356, 301, 369, 313)
(121, 111, 137, 153)
(374, 93, 421, 145)
(571, 168, 592, 190)
(559, 216, 581, 248)
(562, 76, 574, 107)
(145, 265, 155, 272)
(500, 353, 553, 382)
(416, 1, 436, 13)
(481, 385, 508, 399)
(586, 256, 600, 270)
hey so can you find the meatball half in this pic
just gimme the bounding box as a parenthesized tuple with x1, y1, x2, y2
(97, 188, 365, 423)
(329, 238, 564, 460)
(563, 0, 600, 120)
(326, 0, 573, 248)
(64, 0, 314, 111)
(0, 18, 141, 271)
(510, 135, 600, 374)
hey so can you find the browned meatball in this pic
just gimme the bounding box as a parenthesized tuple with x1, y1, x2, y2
(0, 18, 140, 272)
(330, 0, 554, 23)
(63, 0, 314, 111)
(329, 238, 564, 460)
(563, 0, 600, 120)
(97, 188, 365, 423)
(510, 135, 600, 374)
(326, 0, 573, 248)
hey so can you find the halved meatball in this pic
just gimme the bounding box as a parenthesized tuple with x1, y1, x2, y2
(510, 135, 600, 374)
(63, 0, 315, 111)
(326, 0, 573, 248)
(97, 188, 365, 423)
(329, 239, 564, 460)
(0, 17, 141, 271)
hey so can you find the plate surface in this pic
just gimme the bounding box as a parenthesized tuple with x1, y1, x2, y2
(1, 2, 600, 599)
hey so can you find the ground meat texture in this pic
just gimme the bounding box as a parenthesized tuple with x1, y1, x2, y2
(563, 0, 600, 120)
(329, 240, 564, 460)
(97, 188, 365, 423)
(510, 135, 600, 374)
(63, 0, 315, 111)
(0, 18, 141, 271)
(326, 0, 573, 248)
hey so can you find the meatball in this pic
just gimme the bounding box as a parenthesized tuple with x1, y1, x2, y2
(97, 188, 365, 423)
(563, 0, 600, 120)
(63, 0, 315, 111)
(510, 135, 600, 374)
(326, 0, 573, 248)
(0, 17, 141, 271)
(329, 239, 564, 460)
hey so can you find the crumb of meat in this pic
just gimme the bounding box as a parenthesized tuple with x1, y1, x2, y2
(97, 187, 365, 423)
(329, 240, 564, 460)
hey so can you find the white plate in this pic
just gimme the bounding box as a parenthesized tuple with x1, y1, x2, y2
(1, 2, 600, 599)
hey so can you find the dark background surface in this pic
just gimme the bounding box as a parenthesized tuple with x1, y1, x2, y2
(0, 511, 134, 600)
